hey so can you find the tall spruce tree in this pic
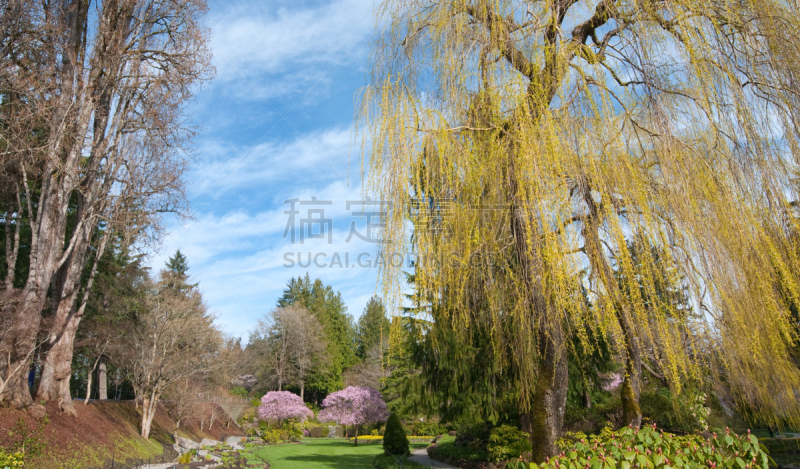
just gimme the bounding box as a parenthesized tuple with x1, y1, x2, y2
(356, 296, 390, 360)
(278, 274, 357, 399)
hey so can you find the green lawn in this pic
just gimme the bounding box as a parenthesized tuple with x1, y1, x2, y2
(250, 438, 426, 469)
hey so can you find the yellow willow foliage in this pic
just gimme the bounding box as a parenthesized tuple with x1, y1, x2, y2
(359, 0, 800, 425)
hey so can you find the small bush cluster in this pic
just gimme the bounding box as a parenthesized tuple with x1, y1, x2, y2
(384, 413, 410, 456)
(487, 425, 532, 462)
(259, 421, 305, 444)
(534, 425, 771, 469)
(0, 450, 25, 469)
(407, 421, 447, 436)
(455, 421, 493, 449)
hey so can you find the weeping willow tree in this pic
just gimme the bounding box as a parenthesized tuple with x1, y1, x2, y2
(361, 0, 800, 460)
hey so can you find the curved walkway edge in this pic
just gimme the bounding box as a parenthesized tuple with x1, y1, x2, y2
(408, 447, 460, 468)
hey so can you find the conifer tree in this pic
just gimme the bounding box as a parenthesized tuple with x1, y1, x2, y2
(357, 296, 390, 360)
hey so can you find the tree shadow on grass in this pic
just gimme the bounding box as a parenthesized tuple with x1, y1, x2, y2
(279, 453, 376, 468)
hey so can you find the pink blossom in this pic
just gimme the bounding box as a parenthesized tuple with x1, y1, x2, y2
(257, 391, 314, 422)
(318, 386, 389, 426)
(602, 373, 624, 391)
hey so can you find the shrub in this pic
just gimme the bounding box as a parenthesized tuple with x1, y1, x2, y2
(178, 452, 192, 464)
(487, 425, 532, 462)
(383, 413, 410, 456)
(455, 421, 493, 450)
(534, 425, 772, 469)
(230, 386, 248, 397)
(282, 421, 304, 442)
(261, 429, 283, 444)
(308, 426, 326, 438)
(411, 421, 447, 436)
(0, 450, 25, 469)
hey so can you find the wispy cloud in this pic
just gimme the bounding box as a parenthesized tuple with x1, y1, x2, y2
(209, 0, 373, 99)
(189, 127, 358, 200)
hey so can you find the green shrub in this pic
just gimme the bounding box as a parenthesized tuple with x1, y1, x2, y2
(487, 425, 532, 462)
(178, 452, 192, 464)
(384, 413, 410, 456)
(230, 386, 248, 397)
(308, 426, 327, 438)
(429, 439, 490, 462)
(411, 421, 447, 436)
(455, 421, 493, 450)
(282, 421, 304, 442)
(261, 429, 283, 444)
(0, 450, 25, 469)
(535, 425, 772, 469)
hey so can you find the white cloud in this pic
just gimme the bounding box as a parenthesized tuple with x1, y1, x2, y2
(152, 176, 391, 338)
(189, 127, 359, 199)
(209, 0, 374, 97)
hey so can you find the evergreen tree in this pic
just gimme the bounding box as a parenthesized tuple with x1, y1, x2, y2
(163, 249, 195, 292)
(356, 296, 390, 360)
(165, 249, 189, 277)
(277, 274, 357, 399)
(383, 412, 410, 456)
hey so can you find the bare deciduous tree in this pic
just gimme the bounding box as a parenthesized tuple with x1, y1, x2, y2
(111, 270, 222, 439)
(250, 306, 328, 399)
(0, 0, 212, 411)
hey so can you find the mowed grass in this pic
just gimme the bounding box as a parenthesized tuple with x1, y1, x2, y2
(250, 438, 427, 469)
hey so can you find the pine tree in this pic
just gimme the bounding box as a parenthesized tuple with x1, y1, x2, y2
(164, 250, 195, 292)
(356, 296, 390, 360)
(165, 250, 189, 277)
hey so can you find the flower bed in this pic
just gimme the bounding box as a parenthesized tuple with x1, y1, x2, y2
(346, 435, 437, 443)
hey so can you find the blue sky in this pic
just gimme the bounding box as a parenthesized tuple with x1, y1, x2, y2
(150, 0, 385, 340)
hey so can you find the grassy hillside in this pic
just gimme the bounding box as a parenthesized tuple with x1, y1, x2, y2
(0, 400, 245, 469)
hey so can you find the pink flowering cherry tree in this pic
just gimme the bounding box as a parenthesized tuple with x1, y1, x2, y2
(257, 391, 314, 427)
(318, 386, 389, 446)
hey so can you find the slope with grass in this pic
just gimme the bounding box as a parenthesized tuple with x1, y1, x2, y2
(0, 400, 244, 469)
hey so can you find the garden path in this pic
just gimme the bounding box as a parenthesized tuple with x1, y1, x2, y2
(408, 447, 460, 468)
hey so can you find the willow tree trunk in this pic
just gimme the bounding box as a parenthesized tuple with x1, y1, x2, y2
(522, 327, 568, 462)
(510, 180, 568, 461)
(578, 180, 642, 428)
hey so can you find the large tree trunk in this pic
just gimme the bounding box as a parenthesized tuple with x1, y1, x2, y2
(98, 360, 107, 400)
(37, 225, 108, 413)
(522, 328, 568, 463)
(508, 157, 568, 461)
(578, 179, 642, 428)
(0, 0, 92, 406)
(0, 175, 68, 408)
